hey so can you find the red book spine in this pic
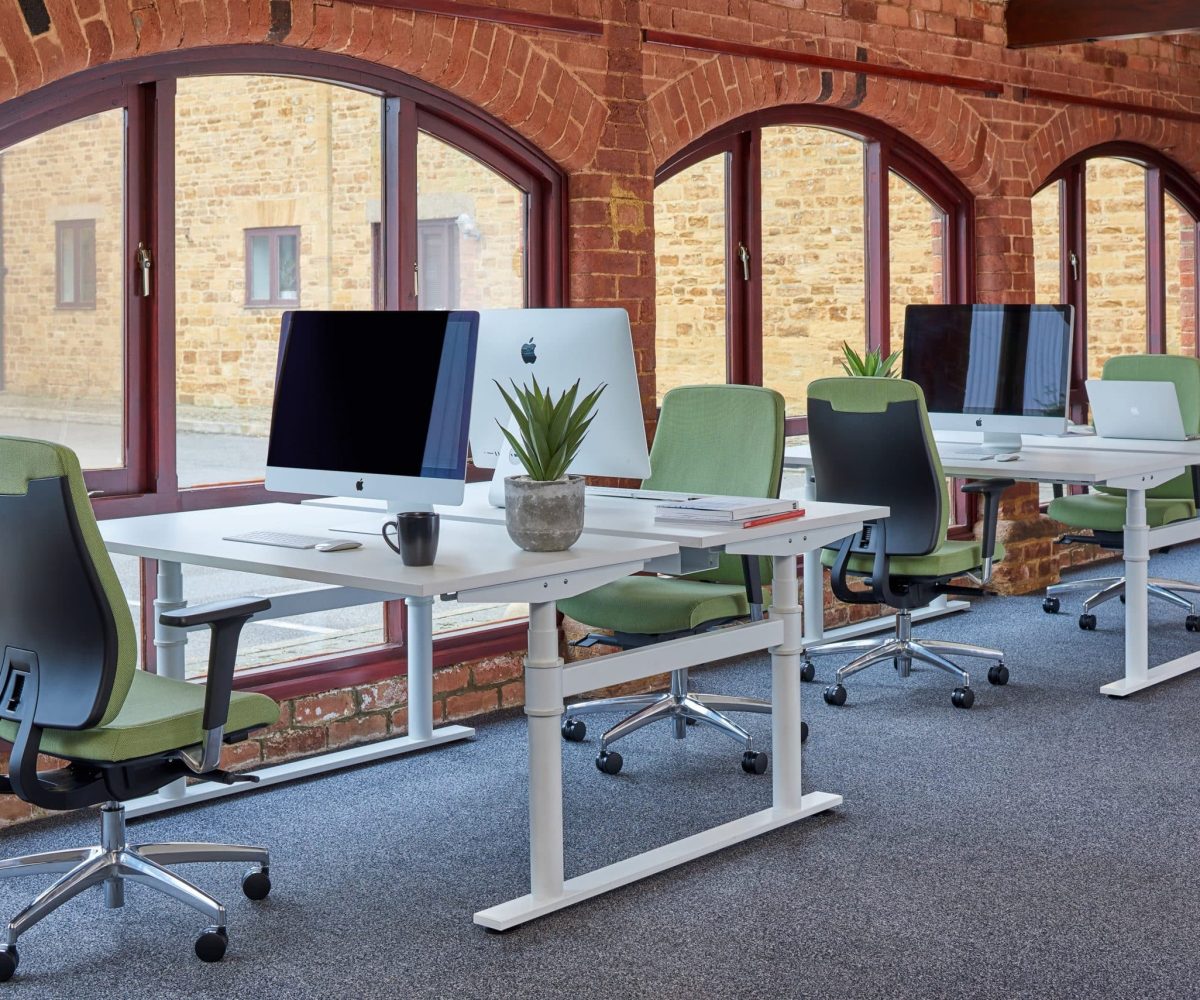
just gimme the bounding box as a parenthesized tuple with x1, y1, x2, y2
(740, 509, 806, 529)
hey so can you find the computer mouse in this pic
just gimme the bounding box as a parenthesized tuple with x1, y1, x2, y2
(315, 540, 363, 552)
(994, 453, 1020, 462)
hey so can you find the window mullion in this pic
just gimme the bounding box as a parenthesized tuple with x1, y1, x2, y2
(865, 141, 889, 353)
(1146, 166, 1166, 353)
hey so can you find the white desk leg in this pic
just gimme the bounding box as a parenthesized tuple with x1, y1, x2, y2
(1101, 488, 1151, 696)
(524, 601, 565, 901)
(154, 560, 187, 800)
(800, 473, 824, 642)
(406, 596, 435, 742)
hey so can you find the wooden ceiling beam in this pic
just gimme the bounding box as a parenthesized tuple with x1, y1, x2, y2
(1007, 0, 1200, 48)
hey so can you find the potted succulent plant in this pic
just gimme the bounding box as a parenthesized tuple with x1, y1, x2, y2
(839, 341, 902, 377)
(496, 375, 606, 552)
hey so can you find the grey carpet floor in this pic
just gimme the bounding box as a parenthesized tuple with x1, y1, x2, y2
(5, 551, 1200, 998)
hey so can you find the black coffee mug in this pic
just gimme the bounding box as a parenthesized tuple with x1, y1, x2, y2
(382, 511, 440, 566)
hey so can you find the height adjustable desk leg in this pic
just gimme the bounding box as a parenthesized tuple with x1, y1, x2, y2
(154, 560, 188, 800)
(1102, 489, 1154, 697)
(405, 595, 435, 742)
(800, 473, 825, 642)
(524, 601, 565, 902)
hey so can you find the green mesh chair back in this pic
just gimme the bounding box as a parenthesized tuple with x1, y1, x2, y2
(643, 385, 786, 585)
(807, 377, 948, 555)
(0, 438, 136, 730)
(1094, 354, 1200, 502)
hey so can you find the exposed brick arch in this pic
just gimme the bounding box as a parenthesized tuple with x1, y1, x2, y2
(645, 56, 1000, 197)
(0, 1, 608, 172)
(1025, 105, 1200, 195)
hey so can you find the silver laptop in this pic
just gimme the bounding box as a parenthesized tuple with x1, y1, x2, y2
(1085, 379, 1199, 441)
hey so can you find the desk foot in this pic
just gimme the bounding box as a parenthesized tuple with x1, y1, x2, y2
(125, 726, 475, 819)
(473, 790, 842, 931)
(1100, 652, 1200, 697)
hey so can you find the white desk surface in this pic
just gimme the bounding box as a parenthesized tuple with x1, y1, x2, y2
(99, 502, 678, 599)
(933, 428, 1200, 458)
(305, 483, 887, 548)
(784, 441, 1189, 486)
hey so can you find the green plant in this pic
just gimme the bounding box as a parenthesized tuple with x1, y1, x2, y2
(495, 375, 606, 482)
(839, 341, 902, 377)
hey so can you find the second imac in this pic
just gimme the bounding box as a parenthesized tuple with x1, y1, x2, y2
(901, 303, 1075, 456)
(470, 308, 651, 506)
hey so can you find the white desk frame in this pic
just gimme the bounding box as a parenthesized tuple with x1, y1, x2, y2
(786, 441, 1196, 697)
(101, 500, 875, 928)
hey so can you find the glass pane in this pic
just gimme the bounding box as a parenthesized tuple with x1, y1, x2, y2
(888, 170, 947, 354)
(60, 229, 77, 303)
(175, 76, 382, 487)
(1165, 193, 1197, 356)
(80, 224, 97, 304)
(0, 110, 126, 468)
(277, 233, 299, 300)
(179, 565, 385, 678)
(654, 154, 727, 403)
(1085, 157, 1148, 378)
(417, 130, 526, 309)
(1032, 181, 1063, 304)
(761, 126, 866, 415)
(248, 235, 271, 302)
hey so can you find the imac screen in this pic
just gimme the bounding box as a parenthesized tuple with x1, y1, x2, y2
(901, 304, 1073, 417)
(267, 310, 478, 480)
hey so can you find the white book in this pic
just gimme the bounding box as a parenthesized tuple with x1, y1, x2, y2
(654, 496, 797, 521)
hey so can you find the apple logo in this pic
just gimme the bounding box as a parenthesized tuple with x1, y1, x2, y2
(975, 418, 983, 427)
(521, 337, 537, 364)
(355, 478, 364, 492)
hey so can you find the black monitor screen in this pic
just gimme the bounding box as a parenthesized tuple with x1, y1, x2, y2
(901, 305, 1073, 417)
(267, 310, 479, 479)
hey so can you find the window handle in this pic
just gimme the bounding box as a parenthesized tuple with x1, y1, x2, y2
(1069, 250, 1079, 282)
(135, 242, 153, 297)
(737, 242, 751, 281)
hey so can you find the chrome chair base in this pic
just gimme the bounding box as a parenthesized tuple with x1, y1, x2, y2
(0, 801, 269, 965)
(1046, 574, 1200, 615)
(801, 608, 1006, 709)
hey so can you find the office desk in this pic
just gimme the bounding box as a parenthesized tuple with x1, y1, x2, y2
(785, 441, 1197, 698)
(99, 500, 868, 930)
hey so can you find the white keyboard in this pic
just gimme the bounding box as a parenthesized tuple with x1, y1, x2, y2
(224, 531, 329, 550)
(586, 486, 706, 502)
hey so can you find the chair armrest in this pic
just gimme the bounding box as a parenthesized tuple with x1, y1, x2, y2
(960, 479, 1014, 583)
(159, 597, 270, 771)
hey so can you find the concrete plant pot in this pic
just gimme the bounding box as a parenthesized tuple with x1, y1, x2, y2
(504, 474, 586, 552)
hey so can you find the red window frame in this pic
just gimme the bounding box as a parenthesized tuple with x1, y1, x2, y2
(244, 226, 301, 308)
(0, 47, 567, 700)
(55, 219, 97, 309)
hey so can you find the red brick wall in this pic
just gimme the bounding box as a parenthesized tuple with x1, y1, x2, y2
(2, 0, 1199, 824)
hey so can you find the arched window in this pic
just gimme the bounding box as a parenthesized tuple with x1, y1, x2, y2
(0, 48, 565, 688)
(1033, 143, 1200, 418)
(654, 107, 973, 435)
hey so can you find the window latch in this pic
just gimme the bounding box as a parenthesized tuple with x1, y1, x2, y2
(135, 242, 153, 297)
(737, 242, 751, 281)
(1069, 250, 1079, 282)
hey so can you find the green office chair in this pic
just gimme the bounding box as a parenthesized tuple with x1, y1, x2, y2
(799, 378, 1012, 709)
(559, 384, 788, 776)
(0, 437, 280, 980)
(1043, 354, 1200, 631)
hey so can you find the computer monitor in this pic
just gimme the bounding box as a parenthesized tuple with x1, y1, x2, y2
(469, 308, 652, 505)
(265, 309, 479, 511)
(901, 304, 1075, 453)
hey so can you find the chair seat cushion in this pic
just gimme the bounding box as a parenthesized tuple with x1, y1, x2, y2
(560, 575, 761, 636)
(821, 538, 1004, 579)
(1048, 492, 1195, 532)
(0, 670, 279, 764)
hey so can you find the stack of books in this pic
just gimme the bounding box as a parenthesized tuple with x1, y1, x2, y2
(654, 496, 804, 528)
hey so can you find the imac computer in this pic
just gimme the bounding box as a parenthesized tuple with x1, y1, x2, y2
(469, 308, 652, 506)
(901, 304, 1075, 455)
(265, 309, 480, 518)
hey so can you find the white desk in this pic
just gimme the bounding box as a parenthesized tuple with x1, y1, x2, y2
(99, 499, 873, 929)
(785, 440, 1199, 698)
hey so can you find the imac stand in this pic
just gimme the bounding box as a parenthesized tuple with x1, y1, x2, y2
(333, 500, 434, 536)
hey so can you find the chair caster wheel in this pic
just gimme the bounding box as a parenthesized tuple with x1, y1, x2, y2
(823, 684, 847, 707)
(561, 718, 587, 742)
(1119, 594, 1126, 603)
(242, 867, 271, 901)
(1187, 615, 1200, 633)
(0, 947, 18, 982)
(195, 926, 228, 963)
(1079, 613, 1097, 631)
(1042, 597, 1060, 614)
(800, 660, 816, 683)
(801, 720, 809, 743)
(951, 686, 974, 709)
(595, 750, 623, 775)
(685, 717, 697, 725)
(741, 750, 768, 775)
(987, 664, 1009, 686)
